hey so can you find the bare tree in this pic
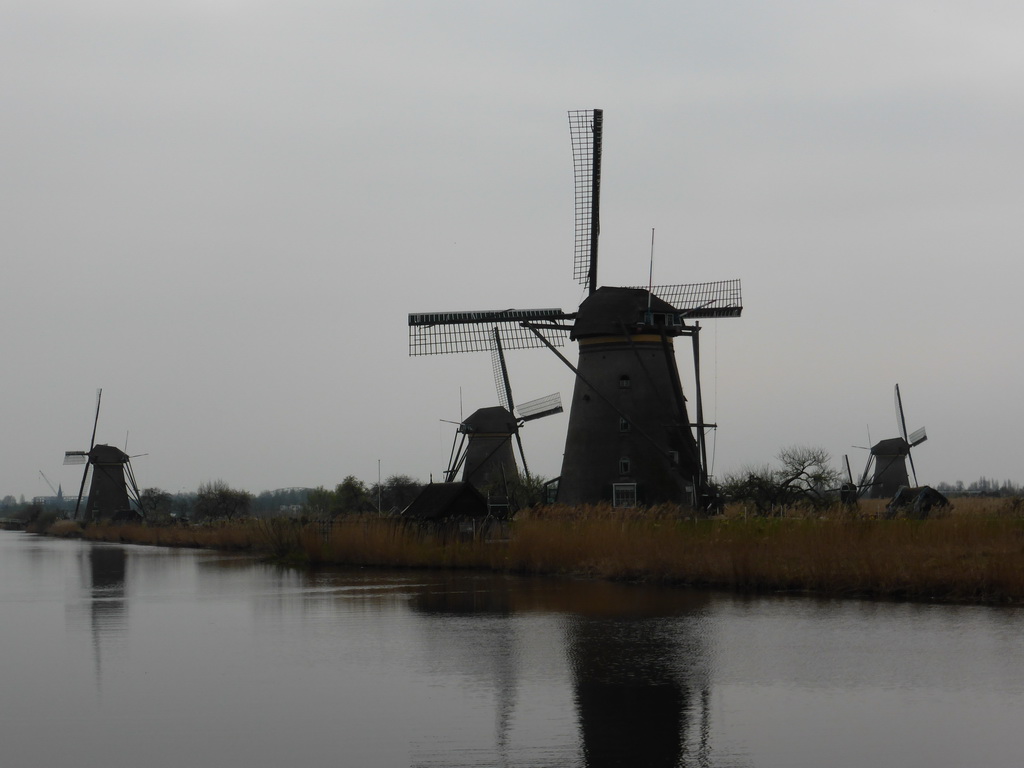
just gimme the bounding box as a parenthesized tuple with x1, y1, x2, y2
(193, 480, 252, 521)
(140, 488, 173, 521)
(721, 446, 842, 516)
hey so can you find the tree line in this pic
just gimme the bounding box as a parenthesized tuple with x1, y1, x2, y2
(717, 448, 1024, 516)
(3, 457, 1021, 523)
(132, 474, 426, 522)
(1, 474, 429, 524)
(933, 477, 1023, 497)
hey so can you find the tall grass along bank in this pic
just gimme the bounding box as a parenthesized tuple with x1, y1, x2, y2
(49, 499, 1024, 605)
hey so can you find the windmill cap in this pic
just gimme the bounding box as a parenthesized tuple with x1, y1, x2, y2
(90, 444, 131, 463)
(572, 286, 682, 339)
(462, 406, 517, 434)
(870, 437, 910, 456)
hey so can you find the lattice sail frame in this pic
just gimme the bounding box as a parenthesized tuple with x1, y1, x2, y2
(516, 392, 563, 422)
(627, 280, 744, 319)
(408, 308, 570, 356)
(569, 109, 602, 290)
(490, 339, 512, 413)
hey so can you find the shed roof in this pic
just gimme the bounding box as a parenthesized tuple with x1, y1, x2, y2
(402, 482, 489, 520)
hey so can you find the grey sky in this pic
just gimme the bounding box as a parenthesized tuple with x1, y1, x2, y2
(3, 1, 1022, 498)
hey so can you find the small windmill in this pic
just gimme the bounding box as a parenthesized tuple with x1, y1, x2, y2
(63, 389, 144, 522)
(854, 384, 928, 499)
(410, 109, 742, 509)
(444, 327, 563, 495)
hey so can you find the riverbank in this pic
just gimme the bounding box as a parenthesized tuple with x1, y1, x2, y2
(45, 497, 1024, 604)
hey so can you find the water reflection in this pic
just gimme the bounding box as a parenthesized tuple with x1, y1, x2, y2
(87, 546, 127, 617)
(569, 615, 691, 767)
(405, 575, 522, 764)
(68, 544, 129, 681)
(404, 574, 727, 767)
(3, 533, 1022, 768)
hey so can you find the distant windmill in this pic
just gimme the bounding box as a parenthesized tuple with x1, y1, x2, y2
(63, 389, 144, 522)
(410, 109, 742, 509)
(853, 384, 928, 499)
(444, 328, 563, 497)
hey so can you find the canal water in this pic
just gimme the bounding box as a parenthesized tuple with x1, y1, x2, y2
(1, 531, 1022, 768)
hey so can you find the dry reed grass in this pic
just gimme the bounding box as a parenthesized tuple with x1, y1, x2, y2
(316, 517, 506, 570)
(47, 519, 83, 537)
(505, 512, 1024, 602)
(76, 519, 264, 550)
(43, 496, 1024, 604)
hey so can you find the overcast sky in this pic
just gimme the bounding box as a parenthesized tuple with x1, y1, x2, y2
(3, 1, 1022, 499)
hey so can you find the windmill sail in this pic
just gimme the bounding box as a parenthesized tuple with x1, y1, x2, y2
(859, 453, 874, 489)
(515, 393, 563, 422)
(408, 308, 570, 356)
(490, 329, 515, 415)
(569, 108, 602, 294)
(894, 383, 927, 487)
(630, 281, 744, 318)
(89, 388, 102, 450)
(895, 384, 909, 443)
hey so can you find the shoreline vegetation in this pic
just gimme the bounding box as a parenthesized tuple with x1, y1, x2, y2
(39, 497, 1024, 606)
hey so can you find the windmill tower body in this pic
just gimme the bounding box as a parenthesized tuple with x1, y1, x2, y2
(866, 438, 911, 499)
(460, 406, 520, 491)
(558, 288, 703, 506)
(83, 445, 133, 522)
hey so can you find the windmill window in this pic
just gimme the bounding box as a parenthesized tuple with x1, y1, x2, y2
(619, 375, 631, 389)
(613, 483, 637, 508)
(619, 457, 631, 475)
(619, 418, 630, 432)
(668, 450, 679, 466)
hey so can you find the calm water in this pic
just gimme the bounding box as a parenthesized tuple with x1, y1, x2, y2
(1, 531, 1022, 768)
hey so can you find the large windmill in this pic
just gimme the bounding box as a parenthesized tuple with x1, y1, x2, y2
(852, 383, 928, 499)
(409, 109, 743, 509)
(444, 328, 563, 495)
(63, 389, 145, 522)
